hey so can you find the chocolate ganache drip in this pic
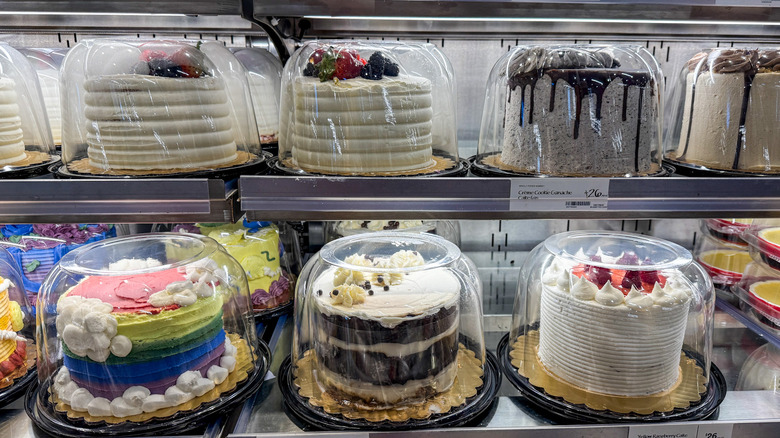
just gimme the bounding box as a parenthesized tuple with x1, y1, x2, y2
(680, 49, 764, 169)
(506, 48, 651, 171)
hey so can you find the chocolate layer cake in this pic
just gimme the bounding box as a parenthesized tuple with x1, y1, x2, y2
(310, 251, 460, 407)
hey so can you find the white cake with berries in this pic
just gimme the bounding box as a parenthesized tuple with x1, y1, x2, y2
(538, 254, 693, 396)
(285, 48, 434, 174)
(83, 48, 238, 171)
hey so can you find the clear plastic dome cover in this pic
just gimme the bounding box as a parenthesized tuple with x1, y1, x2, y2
(733, 219, 780, 327)
(0, 43, 55, 171)
(19, 48, 68, 147)
(702, 219, 752, 247)
(666, 48, 780, 174)
(476, 45, 664, 177)
(736, 343, 780, 392)
(0, 247, 35, 392)
(292, 232, 485, 418)
(324, 220, 461, 246)
(35, 233, 260, 424)
(232, 48, 282, 145)
(60, 39, 262, 175)
(173, 220, 300, 314)
(279, 40, 459, 176)
(509, 231, 715, 415)
(693, 233, 751, 290)
(0, 224, 115, 305)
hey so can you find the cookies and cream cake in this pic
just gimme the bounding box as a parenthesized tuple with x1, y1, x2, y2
(671, 49, 780, 172)
(52, 258, 240, 418)
(310, 250, 460, 406)
(538, 253, 693, 396)
(500, 47, 659, 176)
(0, 77, 28, 165)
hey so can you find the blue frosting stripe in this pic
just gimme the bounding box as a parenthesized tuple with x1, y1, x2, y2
(64, 329, 225, 383)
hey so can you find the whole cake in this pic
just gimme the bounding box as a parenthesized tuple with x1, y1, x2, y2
(311, 250, 459, 406)
(500, 47, 659, 176)
(0, 275, 27, 382)
(51, 258, 240, 418)
(538, 253, 692, 396)
(195, 221, 293, 311)
(247, 75, 279, 144)
(287, 47, 434, 174)
(670, 49, 780, 172)
(0, 77, 28, 165)
(83, 47, 238, 171)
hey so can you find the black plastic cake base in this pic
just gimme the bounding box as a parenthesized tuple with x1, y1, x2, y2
(277, 346, 501, 431)
(497, 332, 727, 424)
(664, 158, 780, 178)
(0, 367, 36, 408)
(268, 151, 470, 178)
(0, 156, 61, 179)
(470, 153, 670, 178)
(51, 152, 270, 180)
(253, 298, 294, 322)
(24, 340, 271, 437)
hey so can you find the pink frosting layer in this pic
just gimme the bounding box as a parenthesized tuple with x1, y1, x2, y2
(68, 268, 186, 313)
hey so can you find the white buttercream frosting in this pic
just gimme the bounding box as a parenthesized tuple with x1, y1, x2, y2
(570, 276, 598, 301)
(56, 295, 128, 362)
(0, 77, 28, 165)
(108, 258, 162, 272)
(595, 282, 625, 306)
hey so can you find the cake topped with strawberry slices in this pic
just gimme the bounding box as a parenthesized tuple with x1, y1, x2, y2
(82, 42, 238, 171)
(283, 44, 435, 174)
(538, 251, 693, 397)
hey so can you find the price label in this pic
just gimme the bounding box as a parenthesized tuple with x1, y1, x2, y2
(509, 178, 610, 211)
(696, 423, 733, 438)
(628, 424, 699, 438)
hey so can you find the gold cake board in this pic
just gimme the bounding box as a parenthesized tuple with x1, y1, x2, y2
(0, 339, 36, 390)
(282, 154, 456, 177)
(2, 151, 53, 169)
(510, 331, 706, 415)
(67, 151, 257, 176)
(50, 333, 254, 424)
(293, 343, 484, 423)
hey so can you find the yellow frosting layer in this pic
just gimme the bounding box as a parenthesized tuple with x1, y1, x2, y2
(114, 293, 224, 343)
(9, 301, 23, 331)
(0, 339, 15, 363)
(0, 290, 11, 331)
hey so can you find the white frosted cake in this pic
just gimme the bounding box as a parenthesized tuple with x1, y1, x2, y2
(247, 75, 279, 144)
(673, 49, 780, 172)
(500, 48, 658, 176)
(290, 76, 434, 174)
(84, 75, 238, 170)
(0, 77, 28, 165)
(538, 257, 692, 396)
(310, 251, 459, 406)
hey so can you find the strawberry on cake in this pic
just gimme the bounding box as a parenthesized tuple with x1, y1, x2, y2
(538, 252, 693, 396)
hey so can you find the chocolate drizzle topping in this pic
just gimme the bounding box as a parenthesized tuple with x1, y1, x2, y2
(679, 49, 773, 169)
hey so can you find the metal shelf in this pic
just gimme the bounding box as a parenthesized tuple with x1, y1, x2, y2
(0, 0, 242, 15)
(0, 179, 238, 223)
(241, 176, 780, 220)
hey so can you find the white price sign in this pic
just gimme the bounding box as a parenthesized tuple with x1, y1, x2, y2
(628, 424, 733, 438)
(696, 423, 733, 438)
(509, 178, 610, 211)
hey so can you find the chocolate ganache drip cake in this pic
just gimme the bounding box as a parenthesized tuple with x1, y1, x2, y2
(500, 47, 659, 176)
(310, 250, 460, 407)
(672, 49, 780, 172)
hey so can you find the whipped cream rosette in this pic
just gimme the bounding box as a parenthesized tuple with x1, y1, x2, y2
(501, 231, 725, 422)
(29, 233, 267, 435)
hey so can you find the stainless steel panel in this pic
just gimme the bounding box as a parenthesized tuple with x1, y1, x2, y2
(0, 1, 241, 15)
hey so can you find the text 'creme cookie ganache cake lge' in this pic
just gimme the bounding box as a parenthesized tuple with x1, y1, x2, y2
(476, 45, 664, 177)
(34, 233, 260, 428)
(289, 232, 491, 424)
(278, 41, 459, 176)
(0, 43, 56, 172)
(60, 40, 261, 176)
(505, 231, 723, 419)
(666, 48, 780, 174)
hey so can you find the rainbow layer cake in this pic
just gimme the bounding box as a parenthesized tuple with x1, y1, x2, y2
(51, 258, 241, 418)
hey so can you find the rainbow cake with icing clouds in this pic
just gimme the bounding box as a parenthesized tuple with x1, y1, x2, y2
(51, 258, 240, 418)
(0, 275, 27, 382)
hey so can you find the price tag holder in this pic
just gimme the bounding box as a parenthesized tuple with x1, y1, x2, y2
(696, 423, 733, 438)
(509, 178, 610, 211)
(628, 424, 699, 438)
